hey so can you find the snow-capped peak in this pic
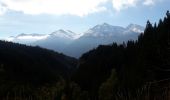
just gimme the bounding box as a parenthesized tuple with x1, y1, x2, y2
(92, 23, 117, 30)
(50, 29, 82, 39)
(83, 23, 126, 37)
(5, 23, 144, 45)
(95, 23, 111, 28)
(126, 24, 144, 33)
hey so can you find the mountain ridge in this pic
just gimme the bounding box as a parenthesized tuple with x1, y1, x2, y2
(5, 23, 144, 58)
(7, 23, 144, 41)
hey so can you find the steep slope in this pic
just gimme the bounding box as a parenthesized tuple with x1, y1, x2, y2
(64, 23, 144, 58)
(6, 23, 144, 58)
(83, 23, 126, 37)
(72, 11, 170, 99)
(0, 40, 77, 84)
(32, 29, 80, 52)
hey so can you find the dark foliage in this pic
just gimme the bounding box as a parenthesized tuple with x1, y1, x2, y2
(0, 41, 77, 84)
(0, 10, 170, 100)
(72, 11, 170, 99)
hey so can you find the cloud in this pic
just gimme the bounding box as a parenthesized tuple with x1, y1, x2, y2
(111, 0, 161, 11)
(143, 0, 154, 6)
(112, 0, 138, 11)
(0, 0, 108, 16)
(0, 0, 163, 16)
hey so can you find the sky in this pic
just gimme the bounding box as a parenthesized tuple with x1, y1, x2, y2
(0, 0, 170, 38)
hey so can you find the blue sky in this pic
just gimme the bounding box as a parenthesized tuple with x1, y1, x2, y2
(0, 0, 170, 38)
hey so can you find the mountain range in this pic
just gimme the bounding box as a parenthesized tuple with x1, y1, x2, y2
(6, 23, 144, 58)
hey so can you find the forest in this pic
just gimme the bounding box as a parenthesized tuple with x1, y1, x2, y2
(0, 11, 170, 100)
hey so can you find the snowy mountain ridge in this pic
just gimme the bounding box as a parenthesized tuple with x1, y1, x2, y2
(7, 23, 144, 42)
(5, 23, 144, 58)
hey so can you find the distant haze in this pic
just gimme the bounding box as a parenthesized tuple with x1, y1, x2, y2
(6, 23, 144, 58)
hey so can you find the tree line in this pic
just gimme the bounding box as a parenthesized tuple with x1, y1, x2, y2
(0, 11, 169, 100)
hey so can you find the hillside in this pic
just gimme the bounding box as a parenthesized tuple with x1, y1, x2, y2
(7, 23, 144, 58)
(0, 40, 77, 98)
(0, 40, 77, 83)
(72, 11, 170, 99)
(0, 11, 169, 100)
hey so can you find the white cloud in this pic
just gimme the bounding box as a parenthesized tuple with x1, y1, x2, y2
(0, 0, 163, 16)
(0, 0, 108, 16)
(143, 0, 154, 6)
(112, 0, 138, 11)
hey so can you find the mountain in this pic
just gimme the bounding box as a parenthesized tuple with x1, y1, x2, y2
(0, 40, 77, 98)
(73, 12, 170, 99)
(0, 11, 169, 100)
(83, 23, 144, 37)
(0, 40, 77, 84)
(83, 23, 126, 37)
(6, 23, 144, 58)
(49, 29, 80, 40)
(63, 23, 144, 57)
(7, 29, 82, 53)
(7, 29, 81, 44)
(126, 24, 145, 33)
(32, 29, 82, 53)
